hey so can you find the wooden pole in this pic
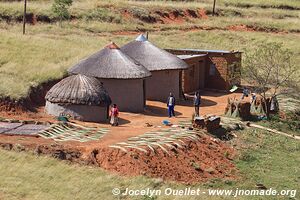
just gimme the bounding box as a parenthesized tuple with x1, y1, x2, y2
(212, 0, 216, 16)
(23, 0, 27, 34)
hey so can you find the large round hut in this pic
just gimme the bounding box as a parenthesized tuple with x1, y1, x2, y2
(120, 34, 189, 102)
(68, 42, 151, 113)
(45, 74, 112, 122)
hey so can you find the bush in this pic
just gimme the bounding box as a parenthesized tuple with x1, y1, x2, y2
(267, 111, 300, 133)
(52, 0, 73, 23)
(81, 8, 122, 23)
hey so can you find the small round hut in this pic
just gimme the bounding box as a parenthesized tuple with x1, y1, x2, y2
(120, 34, 189, 102)
(45, 74, 112, 122)
(68, 42, 151, 113)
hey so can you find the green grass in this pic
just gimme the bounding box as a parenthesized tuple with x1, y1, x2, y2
(0, 128, 299, 200)
(0, 0, 299, 99)
(0, 24, 299, 99)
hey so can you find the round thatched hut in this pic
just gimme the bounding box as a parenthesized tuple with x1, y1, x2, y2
(68, 42, 151, 112)
(120, 34, 189, 102)
(45, 74, 112, 122)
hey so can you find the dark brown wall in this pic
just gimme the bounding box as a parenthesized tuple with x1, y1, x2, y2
(205, 56, 228, 90)
(205, 53, 241, 90)
(181, 56, 206, 93)
(166, 49, 242, 91)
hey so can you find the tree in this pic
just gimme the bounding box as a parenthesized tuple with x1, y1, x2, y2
(52, 0, 73, 25)
(243, 42, 299, 117)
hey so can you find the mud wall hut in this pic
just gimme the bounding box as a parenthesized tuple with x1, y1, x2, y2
(45, 74, 111, 122)
(121, 34, 188, 102)
(68, 42, 151, 113)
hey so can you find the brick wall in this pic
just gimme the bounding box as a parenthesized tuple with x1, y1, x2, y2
(166, 49, 242, 91)
(205, 53, 241, 90)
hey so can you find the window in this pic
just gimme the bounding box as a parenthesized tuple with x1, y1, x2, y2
(209, 64, 216, 76)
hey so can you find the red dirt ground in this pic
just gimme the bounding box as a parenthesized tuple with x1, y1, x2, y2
(96, 134, 236, 184)
(0, 91, 243, 183)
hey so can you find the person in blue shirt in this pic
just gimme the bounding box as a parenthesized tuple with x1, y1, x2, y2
(241, 87, 249, 100)
(167, 93, 176, 118)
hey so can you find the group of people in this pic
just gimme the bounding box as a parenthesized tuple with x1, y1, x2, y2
(167, 91, 202, 118)
(241, 87, 257, 104)
(109, 91, 202, 126)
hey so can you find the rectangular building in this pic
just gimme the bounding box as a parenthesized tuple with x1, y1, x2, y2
(166, 49, 242, 92)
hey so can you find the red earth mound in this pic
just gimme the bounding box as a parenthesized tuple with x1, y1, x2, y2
(0, 132, 237, 184)
(95, 134, 236, 184)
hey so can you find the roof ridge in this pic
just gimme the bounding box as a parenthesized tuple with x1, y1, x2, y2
(106, 42, 120, 49)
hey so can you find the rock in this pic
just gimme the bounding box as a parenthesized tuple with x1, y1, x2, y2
(65, 153, 73, 160)
(34, 146, 42, 155)
(52, 150, 66, 160)
(1, 143, 13, 150)
(13, 144, 25, 152)
(255, 183, 267, 190)
(153, 178, 164, 187)
(204, 167, 215, 174)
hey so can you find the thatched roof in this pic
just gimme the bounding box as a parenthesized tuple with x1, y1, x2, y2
(45, 74, 112, 106)
(68, 42, 151, 79)
(120, 34, 189, 71)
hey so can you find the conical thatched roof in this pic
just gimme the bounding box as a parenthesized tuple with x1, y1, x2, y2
(68, 42, 151, 79)
(45, 74, 112, 106)
(120, 34, 188, 71)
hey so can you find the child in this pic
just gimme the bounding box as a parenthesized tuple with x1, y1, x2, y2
(110, 104, 119, 126)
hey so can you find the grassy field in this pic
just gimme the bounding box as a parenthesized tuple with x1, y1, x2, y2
(0, 128, 299, 200)
(0, 27, 299, 99)
(0, 0, 300, 99)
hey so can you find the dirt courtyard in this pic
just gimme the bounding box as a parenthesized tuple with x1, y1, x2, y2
(0, 91, 242, 183)
(0, 91, 242, 148)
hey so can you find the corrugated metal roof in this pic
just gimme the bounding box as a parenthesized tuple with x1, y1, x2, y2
(168, 48, 238, 54)
(177, 54, 207, 60)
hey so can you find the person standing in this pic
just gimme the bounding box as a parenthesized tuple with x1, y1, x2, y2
(110, 104, 119, 126)
(241, 87, 249, 100)
(167, 93, 175, 118)
(250, 92, 257, 104)
(193, 92, 201, 117)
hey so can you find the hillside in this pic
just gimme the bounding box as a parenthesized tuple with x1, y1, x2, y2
(0, 0, 299, 101)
